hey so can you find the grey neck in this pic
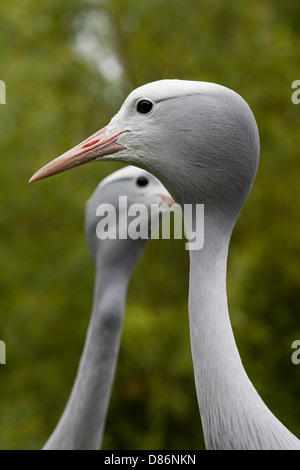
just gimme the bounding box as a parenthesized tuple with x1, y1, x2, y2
(188, 212, 300, 450)
(43, 238, 147, 450)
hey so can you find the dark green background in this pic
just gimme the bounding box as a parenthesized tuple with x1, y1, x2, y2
(0, 0, 300, 449)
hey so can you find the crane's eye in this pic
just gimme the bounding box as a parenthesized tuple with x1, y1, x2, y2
(136, 176, 149, 187)
(136, 99, 153, 114)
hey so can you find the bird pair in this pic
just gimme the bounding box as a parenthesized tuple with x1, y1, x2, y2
(31, 79, 300, 450)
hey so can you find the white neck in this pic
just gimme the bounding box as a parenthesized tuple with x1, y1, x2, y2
(43, 263, 129, 450)
(188, 213, 300, 450)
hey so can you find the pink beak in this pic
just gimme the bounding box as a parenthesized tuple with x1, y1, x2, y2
(29, 126, 126, 182)
(158, 194, 176, 206)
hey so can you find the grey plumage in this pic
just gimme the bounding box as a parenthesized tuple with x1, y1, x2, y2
(43, 166, 173, 450)
(32, 79, 300, 450)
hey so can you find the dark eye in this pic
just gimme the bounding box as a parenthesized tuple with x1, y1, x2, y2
(136, 99, 153, 114)
(136, 176, 149, 187)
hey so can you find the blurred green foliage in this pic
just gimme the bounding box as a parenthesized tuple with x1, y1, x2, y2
(0, 0, 300, 450)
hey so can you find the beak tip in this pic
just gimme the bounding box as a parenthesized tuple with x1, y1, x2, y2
(28, 173, 40, 183)
(29, 169, 49, 183)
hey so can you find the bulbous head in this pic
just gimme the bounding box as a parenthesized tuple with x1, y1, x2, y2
(30, 79, 259, 224)
(108, 80, 260, 220)
(85, 165, 175, 266)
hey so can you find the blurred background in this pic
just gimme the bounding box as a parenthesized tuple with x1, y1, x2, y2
(0, 0, 300, 450)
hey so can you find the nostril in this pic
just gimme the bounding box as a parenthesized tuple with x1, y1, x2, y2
(81, 139, 99, 149)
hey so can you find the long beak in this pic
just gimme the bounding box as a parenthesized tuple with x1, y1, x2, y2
(29, 126, 126, 182)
